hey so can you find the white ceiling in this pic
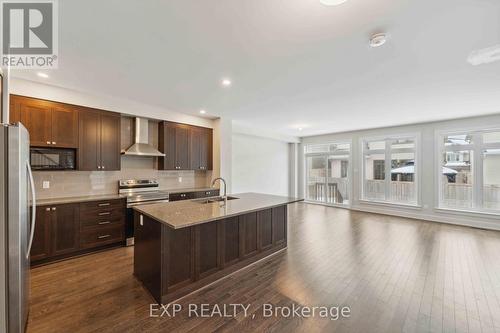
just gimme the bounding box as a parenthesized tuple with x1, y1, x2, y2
(12, 0, 500, 137)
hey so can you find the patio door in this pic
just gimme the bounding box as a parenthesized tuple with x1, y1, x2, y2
(305, 146, 350, 206)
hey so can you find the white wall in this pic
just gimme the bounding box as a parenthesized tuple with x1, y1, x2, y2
(232, 133, 290, 196)
(299, 113, 500, 231)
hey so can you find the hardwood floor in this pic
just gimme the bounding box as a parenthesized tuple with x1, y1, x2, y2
(28, 203, 500, 333)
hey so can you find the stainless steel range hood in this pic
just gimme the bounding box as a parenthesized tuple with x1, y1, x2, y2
(122, 117, 165, 157)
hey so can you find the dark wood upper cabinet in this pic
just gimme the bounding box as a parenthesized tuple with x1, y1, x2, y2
(159, 122, 190, 170)
(51, 104, 79, 148)
(78, 108, 120, 171)
(18, 97, 52, 147)
(175, 125, 190, 170)
(159, 121, 213, 171)
(189, 127, 202, 170)
(10, 95, 79, 148)
(99, 112, 121, 171)
(200, 128, 213, 170)
(50, 204, 80, 256)
(78, 109, 100, 171)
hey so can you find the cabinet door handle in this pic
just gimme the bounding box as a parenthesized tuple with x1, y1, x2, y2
(46, 141, 51, 145)
(98, 212, 111, 216)
(102, 166, 105, 169)
(97, 166, 101, 169)
(98, 221, 111, 225)
(52, 141, 56, 145)
(98, 203, 110, 207)
(51, 207, 56, 211)
(98, 235, 111, 239)
(45, 207, 51, 211)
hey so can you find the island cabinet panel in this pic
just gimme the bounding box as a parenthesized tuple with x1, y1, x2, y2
(133, 203, 291, 304)
(222, 216, 240, 266)
(165, 227, 194, 290)
(272, 206, 287, 246)
(195, 222, 222, 279)
(133, 212, 162, 302)
(239, 212, 258, 259)
(257, 209, 273, 251)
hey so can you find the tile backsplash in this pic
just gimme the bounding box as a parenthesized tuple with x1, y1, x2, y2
(33, 158, 212, 199)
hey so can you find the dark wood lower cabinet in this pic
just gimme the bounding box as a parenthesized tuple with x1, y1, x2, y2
(51, 204, 80, 256)
(134, 205, 288, 303)
(31, 198, 126, 265)
(30, 207, 52, 261)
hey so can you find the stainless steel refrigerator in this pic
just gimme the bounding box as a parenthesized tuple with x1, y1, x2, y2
(0, 70, 36, 333)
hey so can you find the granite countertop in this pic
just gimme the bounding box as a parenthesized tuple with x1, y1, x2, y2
(133, 192, 303, 229)
(35, 187, 220, 206)
(36, 194, 126, 206)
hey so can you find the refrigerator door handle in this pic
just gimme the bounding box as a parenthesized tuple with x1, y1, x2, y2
(26, 161, 36, 259)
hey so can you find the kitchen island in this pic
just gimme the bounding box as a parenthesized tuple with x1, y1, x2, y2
(132, 193, 302, 303)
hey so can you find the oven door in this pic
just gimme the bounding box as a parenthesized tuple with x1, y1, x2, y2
(125, 199, 169, 246)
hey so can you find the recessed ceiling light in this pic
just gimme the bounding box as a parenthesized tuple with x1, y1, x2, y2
(37, 72, 49, 78)
(221, 78, 232, 87)
(319, 0, 348, 6)
(369, 33, 388, 48)
(298, 127, 303, 131)
(199, 109, 206, 114)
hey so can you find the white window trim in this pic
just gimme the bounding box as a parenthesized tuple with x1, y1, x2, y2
(435, 128, 500, 215)
(304, 140, 353, 208)
(360, 132, 421, 207)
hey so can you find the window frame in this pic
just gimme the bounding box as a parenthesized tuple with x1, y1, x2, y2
(304, 140, 352, 208)
(436, 128, 500, 214)
(360, 133, 421, 206)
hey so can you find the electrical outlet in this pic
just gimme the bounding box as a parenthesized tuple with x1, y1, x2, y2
(42, 181, 50, 189)
(178, 177, 182, 183)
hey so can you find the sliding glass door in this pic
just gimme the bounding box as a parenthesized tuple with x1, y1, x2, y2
(305, 143, 350, 206)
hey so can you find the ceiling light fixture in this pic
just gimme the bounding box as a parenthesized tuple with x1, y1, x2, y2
(369, 33, 388, 48)
(319, 0, 348, 6)
(37, 72, 49, 78)
(199, 109, 206, 114)
(298, 128, 303, 131)
(221, 78, 232, 87)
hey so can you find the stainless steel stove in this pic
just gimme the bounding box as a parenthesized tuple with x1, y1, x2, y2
(119, 179, 170, 206)
(119, 179, 169, 246)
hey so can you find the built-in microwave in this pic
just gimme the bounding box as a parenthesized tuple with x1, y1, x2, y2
(30, 148, 76, 170)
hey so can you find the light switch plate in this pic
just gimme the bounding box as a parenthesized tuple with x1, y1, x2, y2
(42, 181, 50, 189)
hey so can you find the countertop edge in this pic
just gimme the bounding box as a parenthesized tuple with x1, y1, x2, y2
(134, 198, 304, 229)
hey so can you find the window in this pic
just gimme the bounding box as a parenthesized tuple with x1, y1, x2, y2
(439, 130, 500, 212)
(362, 136, 418, 205)
(305, 142, 351, 206)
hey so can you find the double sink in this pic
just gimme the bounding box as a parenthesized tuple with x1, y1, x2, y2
(191, 196, 239, 204)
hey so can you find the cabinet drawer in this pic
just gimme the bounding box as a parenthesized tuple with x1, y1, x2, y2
(80, 225, 124, 249)
(80, 206, 125, 222)
(80, 215, 124, 230)
(80, 199, 124, 211)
